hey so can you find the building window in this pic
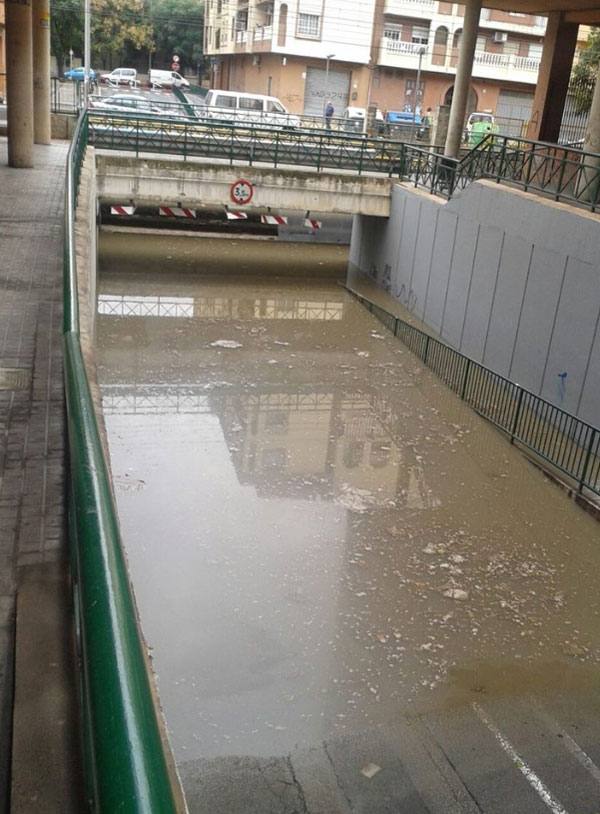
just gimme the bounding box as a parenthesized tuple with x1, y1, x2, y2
(412, 25, 429, 45)
(217, 0, 222, 13)
(297, 12, 320, 38)
(405, 78, 425, 110)
(383, 24, 402, 41)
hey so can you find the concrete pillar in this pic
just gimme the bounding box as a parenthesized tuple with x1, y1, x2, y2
(444, 0, 482, 158)
(526, 12, 578, 143)
(32, 0, 51, 145)
(5, 0, 34, 168)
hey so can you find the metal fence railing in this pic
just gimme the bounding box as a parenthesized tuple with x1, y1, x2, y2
(64, 111, 180, 811)
(402, 133, 600, 212)
(345, 287, 600, 498)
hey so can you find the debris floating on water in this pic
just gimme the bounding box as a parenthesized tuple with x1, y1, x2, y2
(210, 340, 243, 349)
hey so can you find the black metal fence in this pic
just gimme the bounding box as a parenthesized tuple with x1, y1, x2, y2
(346, 287, 600, 498)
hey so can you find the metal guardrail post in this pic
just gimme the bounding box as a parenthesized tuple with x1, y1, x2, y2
(510, 386, 525, 443)
(579, 428, 597, 493)
(135, 118, 139, 158)
(555, 154, 567, 202)
(423, 334, 430, 363)
(358, 139, 365, 175)
(460, 357, 471, 400)
(317, 133, 323, 172)
(274, 129, 280, 168)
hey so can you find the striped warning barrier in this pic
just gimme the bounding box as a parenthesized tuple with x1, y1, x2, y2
(225, 210, 248, 220)
(159, 206, 196, 218)
(110, 205, 134, 216)
(261, 214, 288, 225)
(304, 218, 322, 230)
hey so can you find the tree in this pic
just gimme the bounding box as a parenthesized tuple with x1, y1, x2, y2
(149, 0, 204, 73)
(51, 0, 83, 75)
(572, 28, 600, 114)
(91, 0, 154, 68)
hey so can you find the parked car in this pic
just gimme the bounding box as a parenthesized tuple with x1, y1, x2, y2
(64, 67, 97, 82)
(342, 106, 366, 134)
(89, 93, 165, 116)
(202, 89, 301, 128)
(465, 111, 496, 145)
(149, 69, 189, 89)
(100, 68, 138, 88)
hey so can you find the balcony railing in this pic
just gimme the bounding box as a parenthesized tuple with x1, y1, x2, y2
(253, 24, 273, 41)
(235, 29, 248, 44)
(473, 50, 540, 72)
(383, 0, 435, 12)
(384, 38, 428, 56)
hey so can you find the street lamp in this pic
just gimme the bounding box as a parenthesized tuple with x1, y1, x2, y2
(324, 53, 335, 117)
(413, 45, 426, 132)
(83, 0, 91, 107)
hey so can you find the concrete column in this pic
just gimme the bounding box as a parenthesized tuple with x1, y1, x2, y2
(444, 0, 482, 158)
(526, 12, 578, 143)
(5, 0, 34, 167)
(32, 0, 51, 145)
(584, 69, 600, 154)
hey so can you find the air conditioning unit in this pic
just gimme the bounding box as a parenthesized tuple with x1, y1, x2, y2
(492, 31, 508, 43)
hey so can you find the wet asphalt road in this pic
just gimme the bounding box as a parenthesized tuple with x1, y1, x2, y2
(96, 232, 600, 813)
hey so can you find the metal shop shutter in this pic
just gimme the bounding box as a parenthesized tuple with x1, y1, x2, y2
(303, 67, 350, 116)
(495, 90, 534, 136)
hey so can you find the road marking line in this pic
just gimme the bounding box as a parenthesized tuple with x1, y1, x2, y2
(472, 702, 569, 814)
(530, 699, 600, 786)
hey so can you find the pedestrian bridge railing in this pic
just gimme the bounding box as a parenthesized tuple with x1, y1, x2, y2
(345, 287, 600, 499)
(405, 134, 600, 212)
(64, 115, 179, 811)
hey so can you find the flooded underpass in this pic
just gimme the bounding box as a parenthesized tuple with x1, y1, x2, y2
(97, 231, 600, 814)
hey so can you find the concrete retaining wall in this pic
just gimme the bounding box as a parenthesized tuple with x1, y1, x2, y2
(350, 180, 600, 427)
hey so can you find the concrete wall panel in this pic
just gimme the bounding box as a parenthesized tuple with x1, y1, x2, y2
(509, 247, 566, 394)
(394, 197, 422, 315)
(541, 257, 600, 415)
(440, 219, 479, 349)
(460, 225, 503, 362)
(578, 326, 600, 426)
(483, 236, 532, 377)
(423, 210, 458, 335)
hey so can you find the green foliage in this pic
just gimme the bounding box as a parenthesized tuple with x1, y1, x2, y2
(149, 0, 204, 71)
(572, 28, 600, 113)
(92, 0, 154, 68)
(51, 0, 83, 74)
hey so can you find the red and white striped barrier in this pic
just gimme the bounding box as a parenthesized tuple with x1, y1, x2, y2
(110, 205, 134, 216)
(304, 218, 322, 230)
(261, 214, 288, 226)
(225, 210, 248, 220)
(159, 206, 196, 219)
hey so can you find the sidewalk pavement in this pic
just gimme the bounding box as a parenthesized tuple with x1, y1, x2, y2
(0, 139, 82, 811)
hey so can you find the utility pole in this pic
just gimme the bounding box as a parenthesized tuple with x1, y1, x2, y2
(324, 53, 335, 118)
(413, 46, 426, 134)
(83, 0, 90, 108)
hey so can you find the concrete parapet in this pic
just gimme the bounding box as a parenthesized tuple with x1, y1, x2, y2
(95, 155, 393, 217)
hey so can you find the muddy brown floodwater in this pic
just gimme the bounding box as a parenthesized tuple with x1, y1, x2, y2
(97, 232, 600, 814)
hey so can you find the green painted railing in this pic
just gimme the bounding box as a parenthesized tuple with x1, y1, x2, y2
(64, 113, 180, 812)
(346, 287, 600, 498)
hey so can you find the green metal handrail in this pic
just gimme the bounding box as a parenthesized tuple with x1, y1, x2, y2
(64, 111, 180, 812)
(345, 286, 600, 498)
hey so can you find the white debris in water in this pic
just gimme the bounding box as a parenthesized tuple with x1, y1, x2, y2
(356, 351, 370, 358)
(273, 340, 289, 346)
(336, 486, 374, 513)
(361, 763, 382, 779)
(210, 340, 243, 349)
(443, 588, 469, 601)
(370, 332, 385, 340)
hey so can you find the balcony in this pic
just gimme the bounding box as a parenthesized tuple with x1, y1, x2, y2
(479, 8, 546, 35)
(253, 24, 273, 42)
(383, 0, 435, 18)
(378, 37, 540, 84)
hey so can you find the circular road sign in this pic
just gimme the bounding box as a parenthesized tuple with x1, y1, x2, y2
(230, 178, 254, 206)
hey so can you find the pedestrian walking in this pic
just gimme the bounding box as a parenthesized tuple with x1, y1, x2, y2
(325, 100, 334, 130)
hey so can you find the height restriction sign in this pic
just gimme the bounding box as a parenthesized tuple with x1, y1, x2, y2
(230, 178, 254, 205)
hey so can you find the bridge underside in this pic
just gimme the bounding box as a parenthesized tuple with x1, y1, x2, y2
(95, 153, 393, 218)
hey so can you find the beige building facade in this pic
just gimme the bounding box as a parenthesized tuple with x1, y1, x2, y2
(0, 0, 5, 99)
(203, 0, 576, 129)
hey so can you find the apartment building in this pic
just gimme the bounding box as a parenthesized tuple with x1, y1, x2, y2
(204, 0, 552, 127)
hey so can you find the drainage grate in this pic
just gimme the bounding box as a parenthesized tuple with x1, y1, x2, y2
(0, 368, 31, 390)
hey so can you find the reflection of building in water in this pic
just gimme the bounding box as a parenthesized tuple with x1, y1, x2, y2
(213, 388, 409, 504)
(101, 382, 441, 509)
(98, 293, 344, 322)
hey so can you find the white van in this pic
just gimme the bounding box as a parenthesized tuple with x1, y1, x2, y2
(203, 89, 301, 128)
(101, 67, 138, 88)
(150, 69, 190, 89)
